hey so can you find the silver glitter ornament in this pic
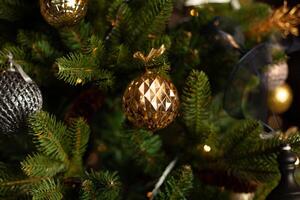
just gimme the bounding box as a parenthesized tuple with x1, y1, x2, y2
(0, 55, 43, 134)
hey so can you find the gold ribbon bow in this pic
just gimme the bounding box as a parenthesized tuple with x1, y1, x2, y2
(133, 45, 166, 64)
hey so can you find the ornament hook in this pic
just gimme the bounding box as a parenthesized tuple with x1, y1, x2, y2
(7, 52, 33, 83)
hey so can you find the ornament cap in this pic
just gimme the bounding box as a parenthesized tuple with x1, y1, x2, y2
(133, 45, 166, 65)
(7, 53, 33, 83)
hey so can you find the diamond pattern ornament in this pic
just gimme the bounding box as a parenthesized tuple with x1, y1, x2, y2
(123, 71, 179, 131)
(40, 0, 88, 27)
(0, 69, 43, 134)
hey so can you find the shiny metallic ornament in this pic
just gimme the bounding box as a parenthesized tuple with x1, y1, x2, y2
(123, 71, 179, 131)
(40, 0, 88, 27)
(267, 83, 293, 114)
(0, 68, 43, 134)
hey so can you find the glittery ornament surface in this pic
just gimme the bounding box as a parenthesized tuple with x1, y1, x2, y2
(123, 71, 179, 131)
(40, 0, 88, 27)
(0, 70, 43, 134)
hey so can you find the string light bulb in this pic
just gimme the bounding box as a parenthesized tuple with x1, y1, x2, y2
(203, 145, 211, 152)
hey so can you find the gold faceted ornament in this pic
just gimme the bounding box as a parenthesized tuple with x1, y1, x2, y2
(40, 0, 88, 27)
(268, 83, 293, 114)
(123, 70, 179, 131)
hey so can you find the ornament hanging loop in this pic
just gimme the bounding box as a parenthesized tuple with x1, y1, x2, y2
(7, 52, 33, 83)
(133, 45, 166, 69)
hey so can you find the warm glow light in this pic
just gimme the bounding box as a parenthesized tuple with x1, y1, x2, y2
(66, 0, 76, 8)
(296, 157, 300, 166)
(189, 9, 199, 17)
(76, 78, 83, 84)
(203, 145, 211, 152)
(275, 87, 289, 103)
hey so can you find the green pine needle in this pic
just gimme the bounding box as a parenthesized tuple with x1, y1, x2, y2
(212, 120, 300, 182)
(21, 154, 66, 177)
(82, 36, 104, 60)
(132, 0, 173, 45)
(31, 178, 63, 200)
(81, 170, 121, 200)
(66, 118, 90, 176)
(56, 52, 96, 85)
(0, 163, 44, 198)
(56, 52, 114, 88)
(182, 70, 212, 139)
(59, 22, 92, 51)
(157, 165, 194, 200)
(29, 111, 70, 167)
(125, 129, 165, 173)
(114, 0, 173, 47)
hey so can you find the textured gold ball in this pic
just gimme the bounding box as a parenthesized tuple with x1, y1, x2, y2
(40, 0, 88, 27)
(268, 83, 293, 114)
(123, 71, 179, 131)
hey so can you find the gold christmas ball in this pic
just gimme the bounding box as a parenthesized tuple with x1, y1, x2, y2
(267, 83, 293, 114)
(40, 0, 88, 27)
(123, 71, 179, 131)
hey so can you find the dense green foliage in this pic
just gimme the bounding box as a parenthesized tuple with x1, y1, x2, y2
(0, 0, 297, 199)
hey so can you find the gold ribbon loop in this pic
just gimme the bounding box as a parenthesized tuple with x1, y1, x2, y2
(133, 45, 166, 64)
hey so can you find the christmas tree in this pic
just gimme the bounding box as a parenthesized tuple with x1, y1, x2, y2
(0, 0, 300, 199)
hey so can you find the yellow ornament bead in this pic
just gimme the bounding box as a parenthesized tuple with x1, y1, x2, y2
(40, 0, 88, 27)
(268, 83, 293, 114)
(123, 71, 179, 131)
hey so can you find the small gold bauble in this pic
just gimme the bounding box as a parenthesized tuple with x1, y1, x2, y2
(268, 83, 293, 114)
(40, 0, 88, 27)
(123, 71, 179, 131)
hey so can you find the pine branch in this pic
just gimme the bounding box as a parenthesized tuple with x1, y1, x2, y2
(105, 44, 131, 69)
(0, 163, 44, 198)
(157, 165, 193, 200)
(221, 120, 262, 158)
(82, 36, 104, 60)
(56, 52, 114, 88)
(31, 178, 63, 200)
(66, 118, 90, 176)
(17, 30, 59, 61)
(80, 171, 121, 200)
(106, 0, 123, 25)
(31, 40, 59, 61)
(125, 129, 165, 173)
(182, 70, 212, 141)
(21, 153, 66, 177)
(29, 111, 71, 167)
(113, 0, 173, 47)
(208, 120, 300, 182)
(59, 22, 92, 51)
(130, 0, 173, 46)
